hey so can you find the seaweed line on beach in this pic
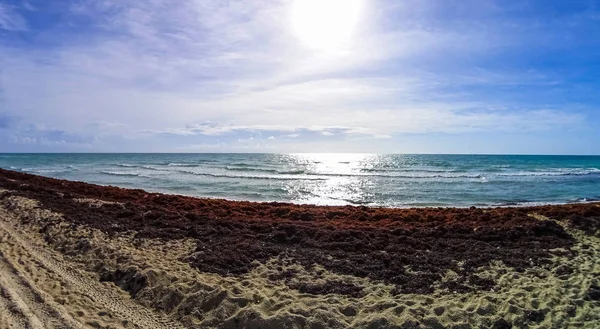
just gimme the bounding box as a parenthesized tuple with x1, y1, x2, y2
(0, 168, 588, 296)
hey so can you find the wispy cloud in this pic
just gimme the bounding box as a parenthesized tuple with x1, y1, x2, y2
(8, 123, 94, 148)
(0, 3, 27, 31)
(0, 0, 597, 153)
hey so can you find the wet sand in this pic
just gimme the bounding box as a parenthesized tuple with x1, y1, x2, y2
(0, 168, 599, 328)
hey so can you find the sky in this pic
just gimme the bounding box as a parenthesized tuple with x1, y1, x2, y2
(0, 0, 599, 154)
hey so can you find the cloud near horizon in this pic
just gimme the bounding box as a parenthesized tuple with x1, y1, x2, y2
(1, 0, 599, 153)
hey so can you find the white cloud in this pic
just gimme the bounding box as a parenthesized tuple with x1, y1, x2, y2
(0, 0, 592, 152)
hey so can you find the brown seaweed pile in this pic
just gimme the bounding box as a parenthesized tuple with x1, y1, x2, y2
(1, 168, 593, 296)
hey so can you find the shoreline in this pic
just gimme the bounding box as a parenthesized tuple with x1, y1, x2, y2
(0, 168, 599, 328)
(3, 152, 599, 209)
(1, 167, 599, 222)
(5, 167, 600, 210)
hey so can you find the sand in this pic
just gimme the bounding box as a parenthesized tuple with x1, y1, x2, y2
(0, 169, 599, 328)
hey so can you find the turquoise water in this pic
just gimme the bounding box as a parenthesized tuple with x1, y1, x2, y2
(1, 153, 599, 207)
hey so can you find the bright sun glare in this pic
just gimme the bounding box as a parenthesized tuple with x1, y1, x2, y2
(291, 0, 363, 50)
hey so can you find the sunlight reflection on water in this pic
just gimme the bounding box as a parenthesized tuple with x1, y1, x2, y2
(3, 153, 600, 207)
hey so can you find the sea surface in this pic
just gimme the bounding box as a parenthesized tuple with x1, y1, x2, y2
(1, 153, 599, 207)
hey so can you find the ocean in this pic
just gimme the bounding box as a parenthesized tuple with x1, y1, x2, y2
(1, 153, 599, 207)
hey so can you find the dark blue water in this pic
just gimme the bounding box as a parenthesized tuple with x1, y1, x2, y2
(1, 154, 599, 207)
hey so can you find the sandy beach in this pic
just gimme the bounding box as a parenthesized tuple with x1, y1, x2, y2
(0, 168, 598, 328)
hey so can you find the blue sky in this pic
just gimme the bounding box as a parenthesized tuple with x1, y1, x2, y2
(0, 0, 599, 154)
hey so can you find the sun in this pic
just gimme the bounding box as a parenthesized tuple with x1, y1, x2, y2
(291, 0, 363, 50)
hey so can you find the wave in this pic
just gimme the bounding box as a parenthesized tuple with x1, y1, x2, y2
(167, 163, 200, 167)
(100, 171, 141, 177)
(229, 162, 256, 167)
(495, 199, 532, 206)
(116, 163, 137, 168)
(498, 169, 600, 177)
(387, 173, 484, 179)
(225, 166, 305, 175)
(141, 165, 169, 171)
(113, 164, 171, 172)
(568, 197, 600, 203)
(177, 170, 327, 181)
(340, 198, 374, 205)
(159, 159, 220, 166)
(166, 185, 197, 191)
(228, 162, 281, 168)
(361, 168, 457, 174)
(307, 172, 485, 179)
(225, 166, 278, 173)
(179, 169, 485, 180)
(22, 168, 67, 174)
(280, 170, 306, 175)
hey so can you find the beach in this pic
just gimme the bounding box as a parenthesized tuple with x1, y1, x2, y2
(0, 167, 599, 328)
(5, 0, 600, 327)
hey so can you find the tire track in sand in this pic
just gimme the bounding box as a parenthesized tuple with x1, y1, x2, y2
(0, 251, 79, 329)
(0, 282, 29, 329)
(0, 209, 185, 329)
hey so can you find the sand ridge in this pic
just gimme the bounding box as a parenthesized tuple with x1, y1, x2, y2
(0, 194, 186, 328)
